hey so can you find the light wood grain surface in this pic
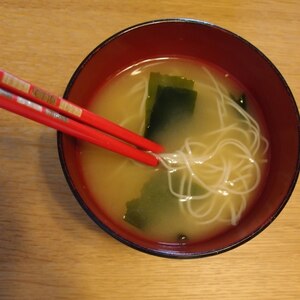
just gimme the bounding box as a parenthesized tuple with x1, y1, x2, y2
(1, 1, 299, 299)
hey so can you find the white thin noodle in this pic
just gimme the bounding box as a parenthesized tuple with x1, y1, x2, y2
(122, 67, 269, 226)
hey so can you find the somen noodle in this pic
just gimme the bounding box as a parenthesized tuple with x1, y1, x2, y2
(121, 66, 269, 226)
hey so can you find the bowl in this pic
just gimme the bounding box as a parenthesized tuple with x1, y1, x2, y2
(57, 19, 300, 258)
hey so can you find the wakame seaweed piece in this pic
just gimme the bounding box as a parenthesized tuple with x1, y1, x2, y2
(144, 85, 197, 141)
(236, 93, 247, 111)
(145, 72, 195, 131)
(123, 171, 179, 230)
(123, 171, 207, 231)
(230, 93, 247, 111)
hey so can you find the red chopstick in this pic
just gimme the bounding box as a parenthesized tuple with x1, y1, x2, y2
(0, 88, 159, 166)
(0, 69, 164, 154)
(0, 75, 162, 167)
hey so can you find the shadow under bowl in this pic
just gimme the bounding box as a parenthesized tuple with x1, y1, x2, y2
(57, 19, 300, 258)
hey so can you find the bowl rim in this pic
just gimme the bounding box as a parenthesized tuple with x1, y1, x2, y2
(57, 18, 300, 259)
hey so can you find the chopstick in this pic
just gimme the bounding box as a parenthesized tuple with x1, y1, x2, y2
(0, 70, 163, 167)
(0, 88, 159, 167)
(0, 69, 164, 153)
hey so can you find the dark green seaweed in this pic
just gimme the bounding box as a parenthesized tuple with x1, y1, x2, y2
(230, 93, 247, 111)
(145, 86, 197, 141)
(124, 172, 206, 230)
(144, 73, 197, 141)
(236, 93, 247, 110)
(123, 172, 179, 230)
(145, 72, 195, 128)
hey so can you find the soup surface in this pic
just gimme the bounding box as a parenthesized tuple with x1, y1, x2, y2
(77, 57, 269, 244)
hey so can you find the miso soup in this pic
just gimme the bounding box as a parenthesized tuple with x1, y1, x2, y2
(77, 57, 270, 244)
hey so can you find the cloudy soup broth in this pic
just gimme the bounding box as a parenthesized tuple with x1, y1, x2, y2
(78, 57, 270, 244)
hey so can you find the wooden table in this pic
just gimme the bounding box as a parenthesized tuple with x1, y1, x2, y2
(1, 1, 299, 299)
